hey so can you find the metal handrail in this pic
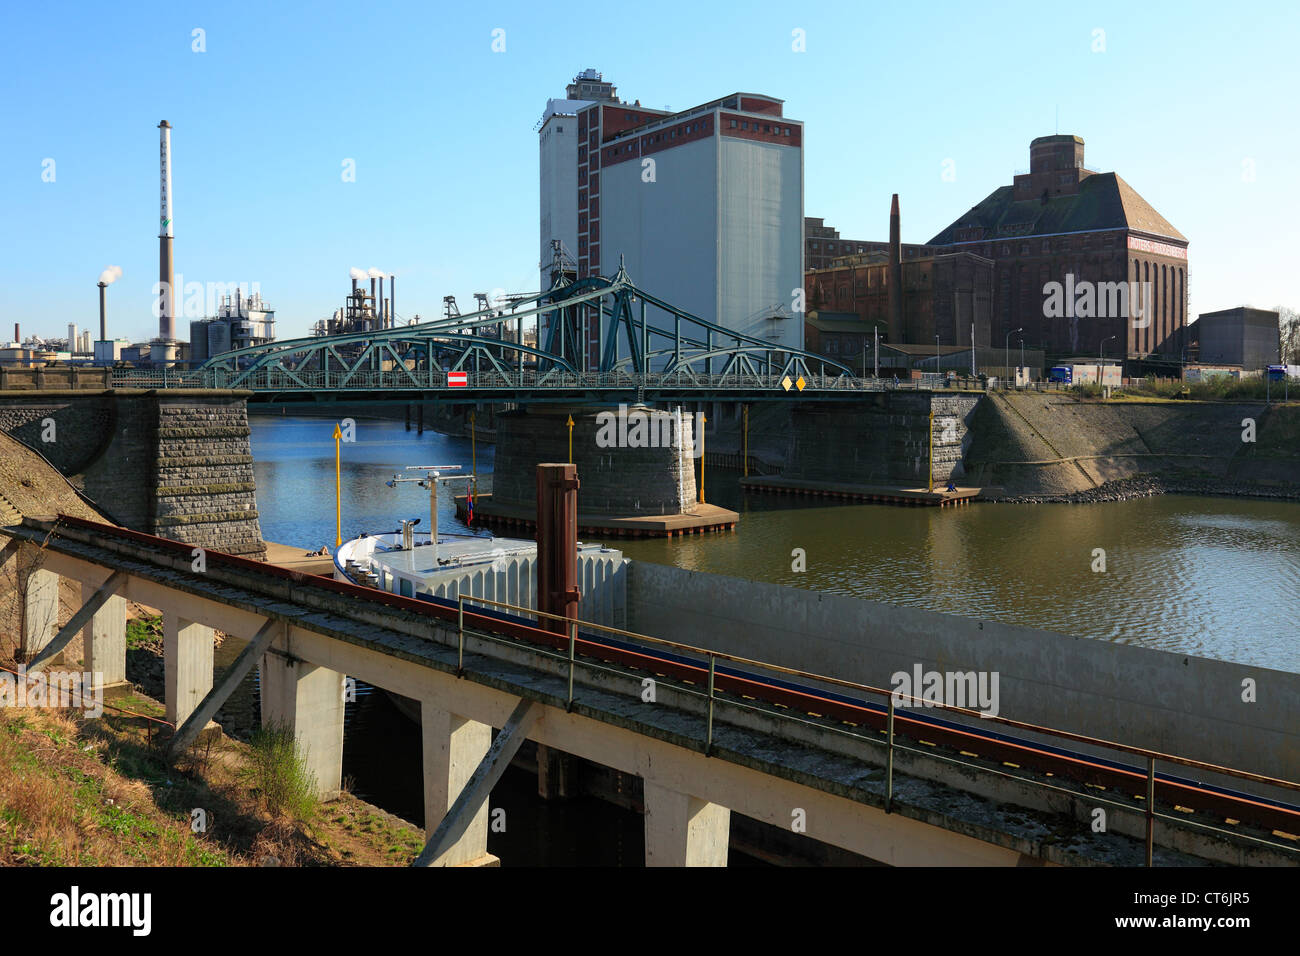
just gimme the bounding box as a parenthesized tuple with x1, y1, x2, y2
(448, 593, 1299, 863)
(455, 594, 1300, 796)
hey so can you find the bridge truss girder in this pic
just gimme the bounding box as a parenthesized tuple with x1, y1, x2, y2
(199, 266, 852, 390)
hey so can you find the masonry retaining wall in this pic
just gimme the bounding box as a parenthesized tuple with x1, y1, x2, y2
(0, 390, 265, 558)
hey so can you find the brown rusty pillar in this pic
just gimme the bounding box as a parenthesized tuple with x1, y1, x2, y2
(536, 462, 581, 634)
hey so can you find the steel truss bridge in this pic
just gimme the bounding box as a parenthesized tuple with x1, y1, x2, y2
(109, 268, 904, 404)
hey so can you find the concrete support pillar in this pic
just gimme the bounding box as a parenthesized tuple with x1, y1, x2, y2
(643, 780, 731, 867)
(163, 611, 214, 728)
(421, 699, 492, 865)
(259, 650, 346, 800)
(81, 582, 127, 694)
(22, 567, 59, 663)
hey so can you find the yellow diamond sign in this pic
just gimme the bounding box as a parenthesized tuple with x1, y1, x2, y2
(795, 376, 806, 391)
(780, 376, 792, 391)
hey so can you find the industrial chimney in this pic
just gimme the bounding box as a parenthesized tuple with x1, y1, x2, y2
(98, 282, 107, 341)
(389, 275, 395, 328)
(888, 194, 903, 344)
(158, 121, 175, 342)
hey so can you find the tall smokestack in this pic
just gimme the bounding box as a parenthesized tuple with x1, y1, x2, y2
(158, 120, 175, 342)
(888, 193, 903, 344)
(370, 277, 377, 319)
(14, 324, 19, 344)
(98, 282, 107, 341)
(389, 275, 395, 327)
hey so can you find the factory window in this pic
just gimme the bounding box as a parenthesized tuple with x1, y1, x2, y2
(557, 126, 564, 133)
(730, 119, 737, 128)
(784, 128, 791, 136)
(742, 122, 749, 130)
(1042, 240, 1050, 254)
(812, 242, 819, 250)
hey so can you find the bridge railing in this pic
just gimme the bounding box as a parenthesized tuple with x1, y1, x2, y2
(453, 593, 1300, 863)
(109, 366, 953, 393)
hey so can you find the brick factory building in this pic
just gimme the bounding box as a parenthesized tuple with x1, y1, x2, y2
(543, 89, 804, 368)
(805, 218, 879, 271)
(805, 195, 994, 364)
(927, 135, 1189, 371)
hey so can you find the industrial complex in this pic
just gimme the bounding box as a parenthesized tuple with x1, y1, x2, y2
(1, 73, 1289, 385)
(2, 12, 1298, 904)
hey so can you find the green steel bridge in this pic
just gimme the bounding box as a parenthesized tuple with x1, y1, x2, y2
(108, 268, 926, 404)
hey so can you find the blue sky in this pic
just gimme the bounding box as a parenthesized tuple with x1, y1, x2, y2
(4, 0, 1297, 342)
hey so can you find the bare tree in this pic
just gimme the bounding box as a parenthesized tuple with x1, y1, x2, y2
(1277, 305, 1300, 365)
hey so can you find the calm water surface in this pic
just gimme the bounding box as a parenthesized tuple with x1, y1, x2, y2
(251, 414, 1300, 673)
(242, 413, 1299, 862)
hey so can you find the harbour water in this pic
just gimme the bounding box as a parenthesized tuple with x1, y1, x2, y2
(241, 412, 1300, 863)
(252, 414, 1300, 673)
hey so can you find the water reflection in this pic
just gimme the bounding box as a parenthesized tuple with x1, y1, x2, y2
(250, 415, 1300, 672)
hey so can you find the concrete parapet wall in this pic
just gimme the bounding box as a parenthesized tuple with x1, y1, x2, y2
(625, 561, 1300, 790)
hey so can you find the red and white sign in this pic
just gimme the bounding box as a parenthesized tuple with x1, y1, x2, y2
(1127, 235, 1187, 260)
(448, 371, 467, 387)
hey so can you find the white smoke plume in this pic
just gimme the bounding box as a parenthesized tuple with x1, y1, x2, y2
(98, 265, 123, 285)
(349, 267, 367, 280)
(367, 267, 385, 278)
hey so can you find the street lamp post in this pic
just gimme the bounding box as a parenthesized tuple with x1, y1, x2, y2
(1020, 337, 1025, 386)
(1005, 328, 1023, 389)
(1100, 335, 1117, 396)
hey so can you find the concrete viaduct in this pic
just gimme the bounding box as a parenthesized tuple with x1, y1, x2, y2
(3, 514, 1296, 867)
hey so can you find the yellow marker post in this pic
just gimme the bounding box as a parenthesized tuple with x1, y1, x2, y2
(333, 422, 343, 547)
(698, 414, 707, 504)
(566, 414, 575, 464)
